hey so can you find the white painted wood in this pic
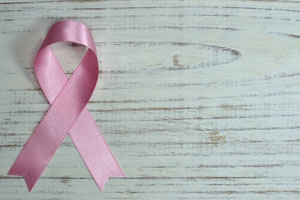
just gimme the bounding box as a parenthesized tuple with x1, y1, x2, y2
(1, 0, 300, 199)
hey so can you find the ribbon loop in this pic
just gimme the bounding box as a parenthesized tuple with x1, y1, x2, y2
(8, 20, 124, 191)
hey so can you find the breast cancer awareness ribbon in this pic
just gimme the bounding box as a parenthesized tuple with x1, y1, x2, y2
(8, 20, 124, 191)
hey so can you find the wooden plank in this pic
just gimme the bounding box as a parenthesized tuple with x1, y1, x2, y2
(1, 0, 300, 199)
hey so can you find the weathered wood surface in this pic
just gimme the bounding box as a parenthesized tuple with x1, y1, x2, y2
(1, 0, 300, 199)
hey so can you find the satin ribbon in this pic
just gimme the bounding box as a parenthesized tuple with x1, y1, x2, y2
(8, 20, 124, 191)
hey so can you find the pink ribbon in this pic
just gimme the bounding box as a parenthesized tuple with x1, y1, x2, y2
(8, 20, 124, 191)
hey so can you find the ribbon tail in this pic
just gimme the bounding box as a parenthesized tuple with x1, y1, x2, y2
(97, 170, 125, 191)
(69, 108, 125, 191)
(7, 105, 70, 192)
(8, 160, 40, 192)
(24, 175, 37, 192)
(94, 164, 125, 191)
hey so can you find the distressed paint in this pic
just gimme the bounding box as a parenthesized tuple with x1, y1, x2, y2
(1, 0, 300, 199)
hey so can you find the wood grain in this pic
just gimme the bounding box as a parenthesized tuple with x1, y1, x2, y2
(1, 0, 300, 199)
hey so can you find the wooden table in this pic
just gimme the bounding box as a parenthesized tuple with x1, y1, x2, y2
(1, 0, 300, 199)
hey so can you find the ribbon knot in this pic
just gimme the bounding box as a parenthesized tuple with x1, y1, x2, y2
(8, 20, 124, 191)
